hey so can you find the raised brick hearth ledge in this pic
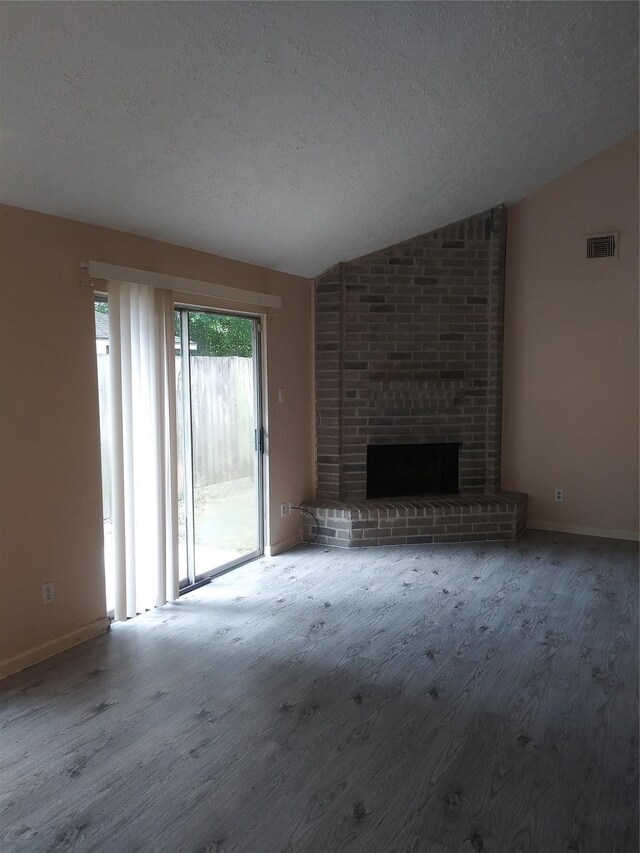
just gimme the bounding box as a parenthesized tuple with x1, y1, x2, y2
(302, 493, 527, 548)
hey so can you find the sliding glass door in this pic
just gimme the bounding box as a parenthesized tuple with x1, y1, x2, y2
(175, 309, 263, 586)
(95, 299, 263, 610)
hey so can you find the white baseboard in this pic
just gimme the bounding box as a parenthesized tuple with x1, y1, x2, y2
(0, 617, 111, 680)
(266, 533, 303, 557)
(528, 522, 639, 542)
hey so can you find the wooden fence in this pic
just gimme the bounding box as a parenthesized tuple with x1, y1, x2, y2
(97, 355, 255, 520)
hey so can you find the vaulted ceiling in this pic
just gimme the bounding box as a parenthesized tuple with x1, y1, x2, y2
(1, 2, 637, 276)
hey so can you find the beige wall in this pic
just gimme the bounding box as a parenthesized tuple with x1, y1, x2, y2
(0, 205, 314, 673)
(502, 133, 639, 538)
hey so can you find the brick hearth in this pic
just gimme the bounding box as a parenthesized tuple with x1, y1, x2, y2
(302, 494, 527, 548)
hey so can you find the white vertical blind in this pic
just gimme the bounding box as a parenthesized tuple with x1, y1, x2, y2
(107, 281, 179, 620)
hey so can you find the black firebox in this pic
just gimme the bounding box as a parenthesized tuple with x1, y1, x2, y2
(366, 443, 460, 499)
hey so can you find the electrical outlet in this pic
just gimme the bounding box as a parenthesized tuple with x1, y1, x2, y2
(280, 502, 287, 518)
(42, 582, 55, 605)
(554, 488, 564, 503)
(288, 501, 294, 515)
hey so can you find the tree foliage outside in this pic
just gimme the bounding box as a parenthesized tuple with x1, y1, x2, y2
(96, 299, 252, 357)
(187, 312, 253, 358)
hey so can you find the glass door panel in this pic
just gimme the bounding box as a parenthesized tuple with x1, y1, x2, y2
(174, 310, 190, 583)
(94, 297, 115, 612)
(176, 309, 263, 584)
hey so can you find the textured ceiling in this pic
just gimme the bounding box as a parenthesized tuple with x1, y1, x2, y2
(0, 2, 638, 277)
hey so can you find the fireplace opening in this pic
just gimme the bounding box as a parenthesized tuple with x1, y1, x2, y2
(366, 443, 460, 499)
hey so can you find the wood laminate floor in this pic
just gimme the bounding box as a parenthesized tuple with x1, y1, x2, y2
(1, 531, 638, 853)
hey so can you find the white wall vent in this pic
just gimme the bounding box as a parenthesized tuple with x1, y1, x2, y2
(586, 232, 618, 259)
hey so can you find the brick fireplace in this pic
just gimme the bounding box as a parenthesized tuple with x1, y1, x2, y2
(305, 206, 526, 547)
